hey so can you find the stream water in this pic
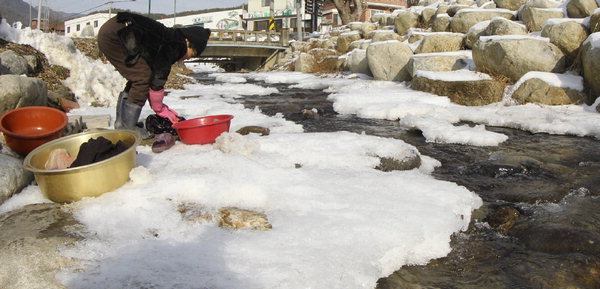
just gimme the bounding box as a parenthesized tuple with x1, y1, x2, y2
(196, 74, 600, 289)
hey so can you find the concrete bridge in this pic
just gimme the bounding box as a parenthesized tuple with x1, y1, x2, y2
(195, 29, 291, 71)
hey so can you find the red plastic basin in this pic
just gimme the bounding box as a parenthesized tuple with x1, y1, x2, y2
(172, 114, 233, 145)
(0, 106, 68, 156)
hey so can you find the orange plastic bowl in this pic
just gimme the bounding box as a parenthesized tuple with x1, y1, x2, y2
(172, 114, 233, 145)
(0, 106, 68, 156)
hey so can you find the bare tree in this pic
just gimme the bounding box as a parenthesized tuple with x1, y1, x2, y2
(332, 0, 367, 25)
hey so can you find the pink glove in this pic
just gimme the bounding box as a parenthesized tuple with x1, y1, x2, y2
(149, 89, 180, 124)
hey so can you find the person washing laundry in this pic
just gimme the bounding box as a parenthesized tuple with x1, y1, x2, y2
(97, 12, 211, 139)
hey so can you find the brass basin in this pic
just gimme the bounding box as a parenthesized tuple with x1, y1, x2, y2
(23, 129, 141, 203)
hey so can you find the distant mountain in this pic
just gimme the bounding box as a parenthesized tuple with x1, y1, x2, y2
(0, 0, 74, 27)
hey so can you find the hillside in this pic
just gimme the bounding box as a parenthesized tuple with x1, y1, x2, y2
(0, 0, 73, 27)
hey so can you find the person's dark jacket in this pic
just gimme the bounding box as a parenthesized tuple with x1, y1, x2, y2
(115, 12, 187, 91)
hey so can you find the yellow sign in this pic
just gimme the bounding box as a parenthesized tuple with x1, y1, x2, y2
(269, 17, 275, 30)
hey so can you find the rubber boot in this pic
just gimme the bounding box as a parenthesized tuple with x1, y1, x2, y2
(117, 101, 151, 139)
(114, 91, 128, 129)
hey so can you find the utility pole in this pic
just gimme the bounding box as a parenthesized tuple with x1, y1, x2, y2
(296, 0, 303, 41)
(174, 0, 177, 26)
(36, 0, 42, 30)
(29, 0, 32, 28)
(148, 0, 151, 16)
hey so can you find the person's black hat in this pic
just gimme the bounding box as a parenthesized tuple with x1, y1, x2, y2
(179, 26, 211, 56)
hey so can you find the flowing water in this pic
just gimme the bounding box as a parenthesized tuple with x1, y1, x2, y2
(196, 74, 600, 289)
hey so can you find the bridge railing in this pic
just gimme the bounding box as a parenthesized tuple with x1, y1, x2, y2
(209, 29, 290, 47)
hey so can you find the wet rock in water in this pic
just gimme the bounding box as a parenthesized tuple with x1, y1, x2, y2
(219, 207, 272, 231)
(456, 159, 569, 203)
(280, 103, 302, 115)
(236, 126, 270, 136)
(509, 222, 600, 255)
(376, 155, 421, 172)
(484, 205, 520, 234)
(0, 203, 84, 289)
(301, 109, 319, 119)
(288, 109, 320, 121)
(376, 224, 600, 289)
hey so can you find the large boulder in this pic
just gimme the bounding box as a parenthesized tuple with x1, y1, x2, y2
(566, 0, 598, 18)
(0, 50, 28, 75)
(290, 41, 309, 53)
(447, 4, 471, 17)
(0, 154, 33, 204)
(347, 22, 363, 31)
(465, 21, 491, 48)
(0, 75, 48, 115)
(518, 0, 562, 12)
(409, 50, 475, 77)
(22, 54, 41, 74)
(494, 0, 528, 10)
(360, 22, 378, 36)
(590, 10, 600, 33)
(519, 7, 564, 31)
(480, 0, 498, 8)
(348, 22, 378, 37)
(580, 33, 600, 100)
(457, 0, 476, 6)
(541, 20, 588, 63)
(337, 31, 362, 54)
(308, 48, 339, 73)
(472, 36, 567, 82)
(372, 14, 392, 26)
(465, 18, 527, 48)
(348, 39, 371, 51)
(436, 4, 449, 15)
(294, 53, 315, 73)
(410, 71, 506, 105)
(367, 40, 413, 81)
(336, 54, 349, 71)
(431, 14, 451, 32)
(0, 203, 83, 289)
(347, 49, 371, 75)
(307, 38, 335, 50)
(509, 73, 585, 105)
(483, 17, 528, 35)
(420, 7, 438, 25)
(368, 30, 402, 42)
(394, 10, 420, 36)
(414, 33, 465, 54)
(450, 8, 516, 33)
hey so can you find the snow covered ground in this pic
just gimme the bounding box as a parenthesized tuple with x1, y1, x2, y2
(1, 21, 600, 289)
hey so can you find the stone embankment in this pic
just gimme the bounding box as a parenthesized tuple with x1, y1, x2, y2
(273, 0, 600, 110)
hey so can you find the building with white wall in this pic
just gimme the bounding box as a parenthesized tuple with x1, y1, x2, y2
(64, 13, 111, 37)
(158, 9, 245, 30)
(245, 0, 310, 32)
(64, 8, 244, 38)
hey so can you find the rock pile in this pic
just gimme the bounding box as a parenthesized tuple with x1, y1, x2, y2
(274, 0, 600, 109)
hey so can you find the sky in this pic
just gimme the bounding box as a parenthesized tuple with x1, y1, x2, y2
(2, 15, 600, 289)
(45, 0, 247, 15)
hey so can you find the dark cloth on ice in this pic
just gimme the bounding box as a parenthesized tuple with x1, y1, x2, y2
(70, 136, 128, 168)
(145, 114, 185, 135)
